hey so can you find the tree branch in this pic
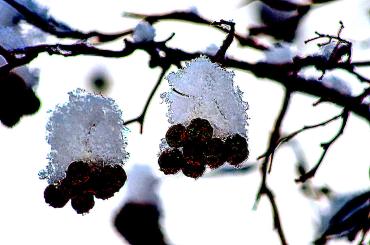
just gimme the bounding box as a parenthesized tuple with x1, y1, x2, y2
(295, 109, 349, 182)
(124, 66, 169, 133)
(254, 89, 292, 245)
(2, 0, 132, 42)
(125, 11, 268, 50)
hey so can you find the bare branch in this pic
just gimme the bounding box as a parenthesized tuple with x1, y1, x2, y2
(254, 89, 292, 245)
(2, 0, 132, 42)
(125, 11, 268, 50)
(124, 67, 169, 133)
(295, 110, 349, 182)
(211, 20, 235, 63)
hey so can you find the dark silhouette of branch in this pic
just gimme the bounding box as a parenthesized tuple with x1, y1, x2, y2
(254, 89, 292, 245)
(211, 20, 235, 63)
(125, 11, 268, 50)
(258, 0, 309, 11)
(295, 109, 349, 183)
(2, 0, 132, 42)
(124, 66, 169, 133)
(1, 40, 369, 122)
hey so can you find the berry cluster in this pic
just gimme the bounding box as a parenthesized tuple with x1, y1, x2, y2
(0, 72, 40, 127)
(159, 118, 249, 178)
(44, 161, 126, 214)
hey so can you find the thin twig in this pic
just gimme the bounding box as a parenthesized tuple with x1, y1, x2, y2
(254, 89, 292, 245)
(3, 0, 132, 42)
(124, 66, 169, 133)
(125, 11, 268, 50)
(295, 109, 349, 183)
(211, 20, 235, 63)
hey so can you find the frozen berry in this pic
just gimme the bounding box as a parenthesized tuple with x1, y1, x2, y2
(182, 140, 205, 167)
(165, 124, 188, 147)
(225, 134, 249, 166)
(182, 163, 206, 179)
(65, 161, 92, 186)
(71, 193, 95, 214)
(93, 164, 127, 200)
(204, 138, 227, 169)
(186, 118, 213, 142)
(158, 148, 185, 175)
(44, 183, 70, 208)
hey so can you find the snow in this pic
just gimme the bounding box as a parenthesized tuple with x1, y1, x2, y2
(124, 164, 160, 205)
(263, 42, 296, 64)
(132, 21, 156, 43)
(161, 56, 248, 138)
(40, 89, 129, 184)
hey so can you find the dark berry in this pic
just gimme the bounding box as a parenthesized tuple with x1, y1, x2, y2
(182, 163, 206, 179)
(165, 124, 188, 147)
(114, 203, 167, 245)
(65, 161, 91, 186)
(44, 183, 70, 208)
(71, 193, 95, 214)
(92, 164, 127, 200)
(225, 134, 249, 166)
(0, 72, 40, 127)
(204, 138, 227, 169)
(21, 90, 41, 115)
(186, 118, 213, 142)
(182, 140, 205, 167)
(158, 148, 185, 175)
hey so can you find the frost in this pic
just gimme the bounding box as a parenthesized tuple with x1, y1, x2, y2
(41, 89, 129, 183)
(132, 21, 156, 43)
(264, 42, 296, 64)
(162, 56, 248, 138)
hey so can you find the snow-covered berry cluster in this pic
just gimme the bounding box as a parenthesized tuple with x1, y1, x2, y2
(39, 89, 129, 214)
(159, 117, 249, 178)
(44, 161, 127, 214)
(159, 56, 249, 178)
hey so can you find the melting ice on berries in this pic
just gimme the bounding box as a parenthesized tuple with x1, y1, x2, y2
(40, 88, 129, 184)
(161, 56, 248, 139)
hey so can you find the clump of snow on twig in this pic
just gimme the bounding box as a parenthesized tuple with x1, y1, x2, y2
(40, 89, 129, 183)
(133, 21, 156, 43)
(161, 56, 249, 138)
(263, 42, 296, 64)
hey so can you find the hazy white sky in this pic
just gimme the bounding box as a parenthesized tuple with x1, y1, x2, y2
(0, 0, 369, 245)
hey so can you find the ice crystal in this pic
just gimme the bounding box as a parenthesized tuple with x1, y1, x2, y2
(132, 21, 156, 43)
(162, 56, 248, 138)
(41, 89, 129, 184)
